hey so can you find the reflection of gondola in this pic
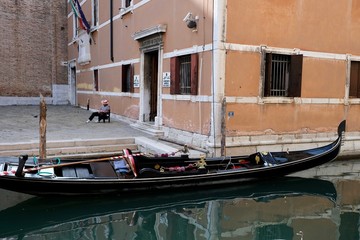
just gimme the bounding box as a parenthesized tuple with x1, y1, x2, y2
(0, 121, 345, 196)
(0, 177, 336, 238)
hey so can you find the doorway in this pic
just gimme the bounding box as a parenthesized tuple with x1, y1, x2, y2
(143, 50, 158, 122)
(68, 61, 77, 106)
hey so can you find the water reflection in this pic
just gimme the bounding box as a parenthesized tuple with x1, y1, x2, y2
(0, 177, 338, 239)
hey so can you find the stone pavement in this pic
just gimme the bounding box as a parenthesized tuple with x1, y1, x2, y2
(0, 105, 151, 143)
(0, 105, 202, 157)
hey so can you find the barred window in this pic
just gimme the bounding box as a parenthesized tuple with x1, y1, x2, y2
(350, 61, 360, 98)
(264, 53, 303, 97)
(179, 55, 191, 94)
(170, 54, 198, 95)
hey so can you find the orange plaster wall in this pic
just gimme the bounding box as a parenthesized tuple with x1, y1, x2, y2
(162, 100, 211, 135)
(225, 103, 344, 135)
(112, 97, 139, 120)
(198, 51, 213, 96)
(99, 67, 121, 92)
(344, 105, 360, 132)
(131, 0, 213, 53)
(77, 71, 93, 91)
(225, 51, 260, 97)
(89, 31, 99, 66)
(112, 17, 141, 61)
(227, 0, 360, 55)
(301, 58, 346, 98)
(97, 26, 112, 65)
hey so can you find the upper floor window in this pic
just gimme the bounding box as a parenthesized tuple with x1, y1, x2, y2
(170, 54, 198, 95)
(125, 0, 132, 8)
(121, 0, 133, 13)
(72, 14, 78, 39)
(94, 69, 99, 91)
(264, 53, 303, 97)
(91, 0, 99, 29)
(122, 64, 134, 93)
(350, 61, 360, 98)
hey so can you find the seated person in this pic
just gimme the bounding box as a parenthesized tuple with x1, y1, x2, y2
(86, 99, 110, 123)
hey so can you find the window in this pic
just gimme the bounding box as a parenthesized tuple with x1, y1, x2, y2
(94, 69, 99, 91)
(170, 54, 198, 95)
(91, 0, 99, 28)
(264, 53, 303, 97)
(72, 14, 78, 39)
(350, 61, 360, 98)
(121, 0, 133, 10)
(122, 64, 134, 92)
(125, 0, 132, 8)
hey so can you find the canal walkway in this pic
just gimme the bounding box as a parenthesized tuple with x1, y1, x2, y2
(0, 105, 190, 157)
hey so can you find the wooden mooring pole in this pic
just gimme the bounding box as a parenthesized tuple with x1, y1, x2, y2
(39, 94, 47, 161)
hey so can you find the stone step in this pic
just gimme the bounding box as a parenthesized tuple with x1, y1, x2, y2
(0, 138, 138, 157)
(0, 138, 136, 151)
(131, 123, 164, 137)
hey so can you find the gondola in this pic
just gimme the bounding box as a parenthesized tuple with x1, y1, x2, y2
(0, 121, 345, 196)
(0, 177, 337, 238)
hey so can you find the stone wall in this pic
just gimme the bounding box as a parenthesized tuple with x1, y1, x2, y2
(0, 0, 68, 98)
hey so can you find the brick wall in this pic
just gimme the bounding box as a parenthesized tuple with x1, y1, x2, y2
(0, 0, 68, 97)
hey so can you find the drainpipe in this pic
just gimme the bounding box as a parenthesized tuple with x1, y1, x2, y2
(110, 0, 114, 62)
(211, 0, 227, 156)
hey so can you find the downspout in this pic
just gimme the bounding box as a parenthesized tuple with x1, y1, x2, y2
(110, 0, 114, 62)
(211, 0, 227, 156)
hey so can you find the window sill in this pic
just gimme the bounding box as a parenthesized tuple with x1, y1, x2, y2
(69, 37, 78, 45)
(259, 97, 294, 104)
(120, 7, 133, 17)
(90, 25, 99, 32)
(348, 99, 360, 104)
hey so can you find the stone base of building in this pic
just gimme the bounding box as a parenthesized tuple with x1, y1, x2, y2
(0, 84, 69, 106)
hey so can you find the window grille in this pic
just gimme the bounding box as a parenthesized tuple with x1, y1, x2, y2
(170, 53, 198, 95)
(264, 53, 302, 98)
(270, 54, 290, 97)
(179, 55, 191, 94)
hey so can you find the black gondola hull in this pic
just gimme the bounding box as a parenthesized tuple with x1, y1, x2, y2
(0, 121, 345, 196)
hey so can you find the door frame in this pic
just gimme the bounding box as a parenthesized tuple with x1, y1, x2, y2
(139, 46, 163, 126)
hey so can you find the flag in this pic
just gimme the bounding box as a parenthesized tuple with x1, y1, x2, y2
(74, 0, 91, 32)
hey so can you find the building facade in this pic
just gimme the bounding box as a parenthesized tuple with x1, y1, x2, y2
(0, 0, 68, 105)
(67, 0, 360, 156)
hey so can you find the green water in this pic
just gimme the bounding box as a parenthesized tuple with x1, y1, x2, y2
(0, 159, 359, 240)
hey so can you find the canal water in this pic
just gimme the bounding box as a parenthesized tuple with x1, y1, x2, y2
(0, 159, 359, 240)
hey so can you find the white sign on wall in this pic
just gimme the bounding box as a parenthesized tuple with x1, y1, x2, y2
(163, 72, 170, 87)
(134, 75, 140, 88)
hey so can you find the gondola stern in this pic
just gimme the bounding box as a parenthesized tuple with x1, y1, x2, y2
(338, 120, 346, 138)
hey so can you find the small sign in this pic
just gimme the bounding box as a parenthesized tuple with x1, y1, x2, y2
(163, 72, 170, 87)
(134, 75, 140, 88)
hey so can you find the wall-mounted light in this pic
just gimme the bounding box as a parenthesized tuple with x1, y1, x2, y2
(183, 12, 199, 31)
